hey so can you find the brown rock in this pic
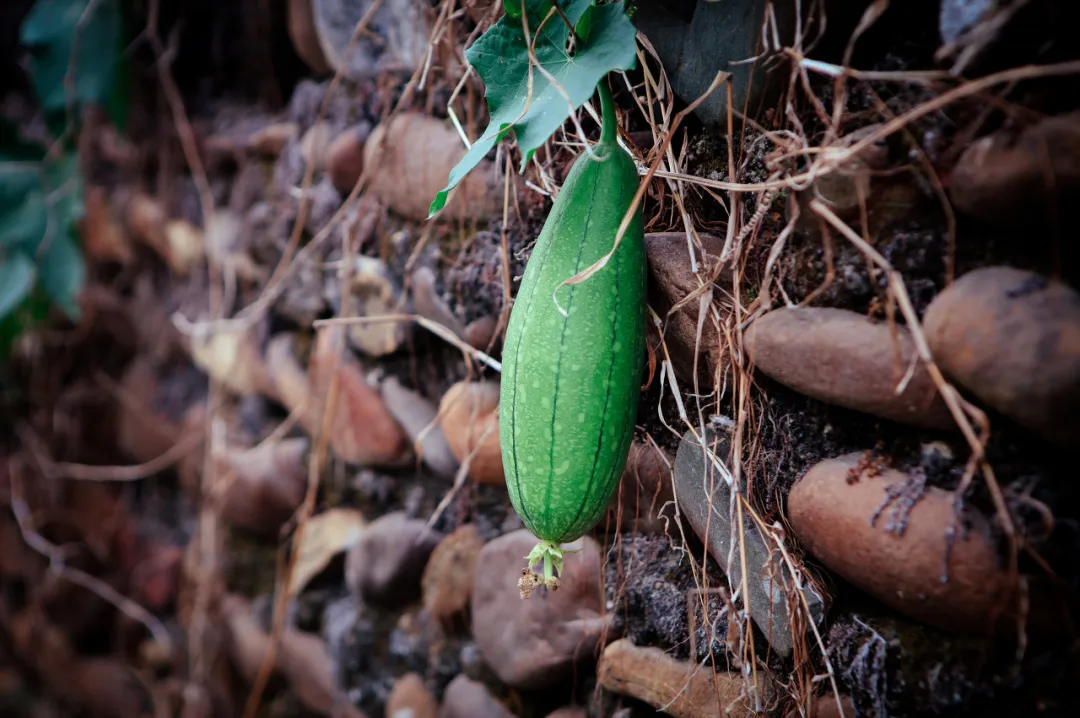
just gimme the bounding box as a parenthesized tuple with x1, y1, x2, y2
(598, 638, 773, 718)
(346, 512, 440, 606)
(222, 594, 366, 718)
(788, 452, 1019, 635)
(950, 111, 1080, 225)
(386, 673, 437, 718)
(810, 694, 856, 718)
(923, 266, 1080, 447)
(301, 121, 333, 172)
(645, 232, 728, 385)
(216, 438, 309, 536)
(745, 307, 953, 429)
(422, 524, 485, 622)
(364, 112, 504, 223)
(437, 675, 514, 718)
(437, 381, 503, 485)
(116, 357, 183, 465)
(308, 328, 411, 466)
(250, 122, 299, 157)
(327, 122, 372, 194)
(464, 316, 498, 351)
(124, 191, 168, 259)
(604, 440, 674, 534)
(800, 124, 919, 236)
(81, 185, 132, 265)
(65, 657, 153, 718)
(472, 530, 610, 689)
(287, 0, 331, 74)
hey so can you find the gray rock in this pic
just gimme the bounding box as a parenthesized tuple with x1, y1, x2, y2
(381, 377, 460, 478)
(633, 0, 794, 126)
(674, 428, 827, 657)
(312, 0, 429, 78)
(940, 0, 999, 44)
(346, 512, 440, 606)
(412, 266, 467, 339)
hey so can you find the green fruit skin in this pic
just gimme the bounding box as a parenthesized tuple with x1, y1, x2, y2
(499, 138, 646, 544)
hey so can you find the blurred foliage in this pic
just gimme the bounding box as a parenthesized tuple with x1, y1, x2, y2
(0, 0, 127, 360)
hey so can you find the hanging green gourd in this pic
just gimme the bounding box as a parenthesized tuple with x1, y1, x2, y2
(500, 79, 645, 596)
(428, 0, 643, 596)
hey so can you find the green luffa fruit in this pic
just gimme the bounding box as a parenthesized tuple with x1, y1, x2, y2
(499, 80, 645, 588)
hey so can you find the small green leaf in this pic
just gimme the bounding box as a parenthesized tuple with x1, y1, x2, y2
(20, 0, 123, 115)
(0, 254, 37, 319)
(428, 0, 637, 218)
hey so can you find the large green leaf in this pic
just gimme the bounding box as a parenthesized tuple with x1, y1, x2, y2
(20, 0, 123, 118)
(0, 254, 37, 320)
(428, 0, 637, 217)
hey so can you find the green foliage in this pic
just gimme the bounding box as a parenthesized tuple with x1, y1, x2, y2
(21, 0, 125, 121)
(0, 0, 127, 361)
(428, 0, 637, 217)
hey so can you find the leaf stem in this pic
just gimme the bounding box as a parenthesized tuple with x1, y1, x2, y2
(598, 75, 617, 146)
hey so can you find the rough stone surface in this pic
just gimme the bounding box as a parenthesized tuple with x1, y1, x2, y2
(923, 266, 1080, 448)
(675, 428, 826, 657)
(939, 0, 998, 43)
(598, 638, 774, 718)
(645, 231, 728, 386)
(363, 113, 503, 223)
(605, 440, 674, 534)
(312, 0, 429, 78)
(632, 1, 793, 126)
(412, 266, 467, 339)
(437, 675, 514, 718)
(326, 122, 372, 194)
(381, 377, 460, 478)
(788, 452, 1018, 635)
(745, 307, 953, 429)
(437, 380, 503, 485)
(471, 530, 611, 689)
(347, 512, 440, 607)
(949, 111, 1080, 225)
(304, 328, 411, 466)
(422, 524, 484, 622)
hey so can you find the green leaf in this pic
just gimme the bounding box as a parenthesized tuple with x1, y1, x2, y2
(20, 0, 123, 116)
(37, 228, 84, 319)
(37, 152, 85, 320)
(0, 163, 47, 250)
(0, 151, 85, 320)
(0, 254, 37, 319)
(428, 0, 637, 218)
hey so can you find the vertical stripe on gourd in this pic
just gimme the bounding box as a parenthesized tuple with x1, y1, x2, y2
(500, 109, 645, 545)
